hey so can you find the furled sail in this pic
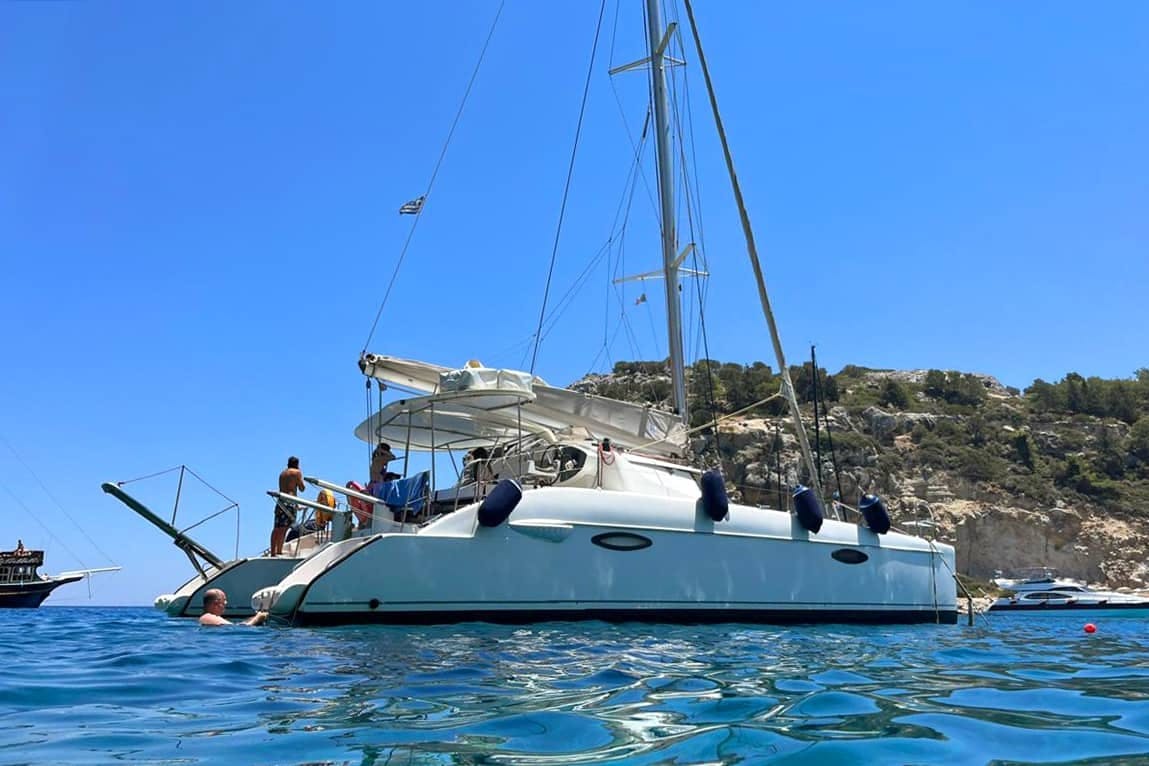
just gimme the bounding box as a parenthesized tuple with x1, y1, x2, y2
(356, 355, 688, 457)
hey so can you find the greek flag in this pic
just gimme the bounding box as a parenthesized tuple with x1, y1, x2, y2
(398, 195, 425, 215)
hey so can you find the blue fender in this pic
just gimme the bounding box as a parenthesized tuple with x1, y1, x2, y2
(477, 479, 523, 527)
(700, 470, 729, 521)
(859, 493, 891, 534)
(792, 485, 824, 534)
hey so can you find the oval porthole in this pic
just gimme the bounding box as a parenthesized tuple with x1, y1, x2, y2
(592, 532, 652, 551)
(831, 548, 868, 565)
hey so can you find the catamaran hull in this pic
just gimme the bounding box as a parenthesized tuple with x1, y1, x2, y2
(161, 557, 303, 618)
(268, 488, 958, 626)
(291, 605, 953, 627)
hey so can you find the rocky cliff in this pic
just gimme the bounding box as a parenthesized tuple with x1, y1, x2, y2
(572, 362, 1149, 588)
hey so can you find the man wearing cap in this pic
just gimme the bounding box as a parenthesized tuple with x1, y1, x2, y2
(370, 443, 397, 484)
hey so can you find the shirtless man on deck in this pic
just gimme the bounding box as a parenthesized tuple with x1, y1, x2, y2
(271, 456, 305, 556)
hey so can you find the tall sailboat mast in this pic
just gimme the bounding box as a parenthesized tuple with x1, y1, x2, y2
(645, 0, 689, 426)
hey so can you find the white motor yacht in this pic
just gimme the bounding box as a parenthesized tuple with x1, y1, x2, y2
(989, 568, 1149, 616)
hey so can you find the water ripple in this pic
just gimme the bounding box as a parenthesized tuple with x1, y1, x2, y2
(4, 609, 1149, 764)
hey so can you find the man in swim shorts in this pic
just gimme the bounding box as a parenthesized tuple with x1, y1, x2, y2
(271, 455, 305, 556)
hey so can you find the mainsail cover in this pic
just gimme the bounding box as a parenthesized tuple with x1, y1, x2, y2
(356, 354, 688, 456)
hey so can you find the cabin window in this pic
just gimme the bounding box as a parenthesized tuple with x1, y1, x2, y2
(831, 549, 869, 565)
(592, 532, 653, 551)
(0, 566, 9, 581)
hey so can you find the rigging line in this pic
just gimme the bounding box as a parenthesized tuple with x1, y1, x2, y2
(529, 0, 609, 375)
(678, 29, 710, 276)
(666, 17, 713, 379)
(690, 254, 721, 456)
(608, 0, 622, 68)
(622, 312, 643, 361)
(614, 293, 644, 361)
(812, 351, 846, 500)
(539, 251, 609, 344)
(606, 0, 658, 221)
(116, 466, 183, 485)
(659, 36, 720, 450)
(0, 433, 118, 565)
(608, 85, 660, 221)
(642, 300, 661, 363)
(682, 74, 713, 365)
(0, 476, 88, 567)
(181, 465, 240, 506)
(601, 222, 612, 356)
(668, 83, 702, 362)
(539, 238, 612, 339)
(609, 194, 645, 364)
(531, 233, 616, 359)
(681, 0, 827, 511)
(608, 121, 647, 285)
(606, 129, 647, 244)
(362, 0, 506, 352)
(177, 504, 240, 536)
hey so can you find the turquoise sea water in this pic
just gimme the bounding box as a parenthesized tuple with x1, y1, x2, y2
(4, 608, 1149, 765)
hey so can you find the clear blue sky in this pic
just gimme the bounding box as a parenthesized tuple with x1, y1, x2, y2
(2, 2, 1145, 605)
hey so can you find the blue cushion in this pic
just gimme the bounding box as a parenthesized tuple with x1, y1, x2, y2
(374, 471, 430, 515)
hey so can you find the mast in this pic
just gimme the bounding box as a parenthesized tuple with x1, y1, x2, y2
(645, 0, 688, 426)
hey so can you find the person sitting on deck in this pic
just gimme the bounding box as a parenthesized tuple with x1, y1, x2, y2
(369, 443, 397, 484)
(465, 447, 493, 485)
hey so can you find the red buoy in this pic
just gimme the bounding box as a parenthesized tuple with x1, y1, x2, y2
(1084, 623, 1097, 634)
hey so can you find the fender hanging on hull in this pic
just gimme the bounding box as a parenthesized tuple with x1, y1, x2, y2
(477, 479, 522, 527)
(792, 485, 824, 534)
(699, 470, 729, 521)
(859, 493, 892, 534)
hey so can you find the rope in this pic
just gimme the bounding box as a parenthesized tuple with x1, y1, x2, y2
(928, 537, 988, 627)
(529, 0, 609, 374)
(362, 0, 505, 351)
(630, 391, 782, 453)
(365, 378, 373, 470)
(819, 375, 846, 501)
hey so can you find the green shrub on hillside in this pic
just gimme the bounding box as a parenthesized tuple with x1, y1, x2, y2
(1026, 371, 1149, 424)
(1130, 417, 1149, 464)
(879, 379, 912, 410)
(955, 447, 1007, 483)
(923, 370, 986, 406)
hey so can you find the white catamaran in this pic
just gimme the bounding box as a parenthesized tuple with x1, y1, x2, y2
(255, 0, 958, 627)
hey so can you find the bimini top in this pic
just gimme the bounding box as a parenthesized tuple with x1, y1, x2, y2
(355, 354, 688, 457)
